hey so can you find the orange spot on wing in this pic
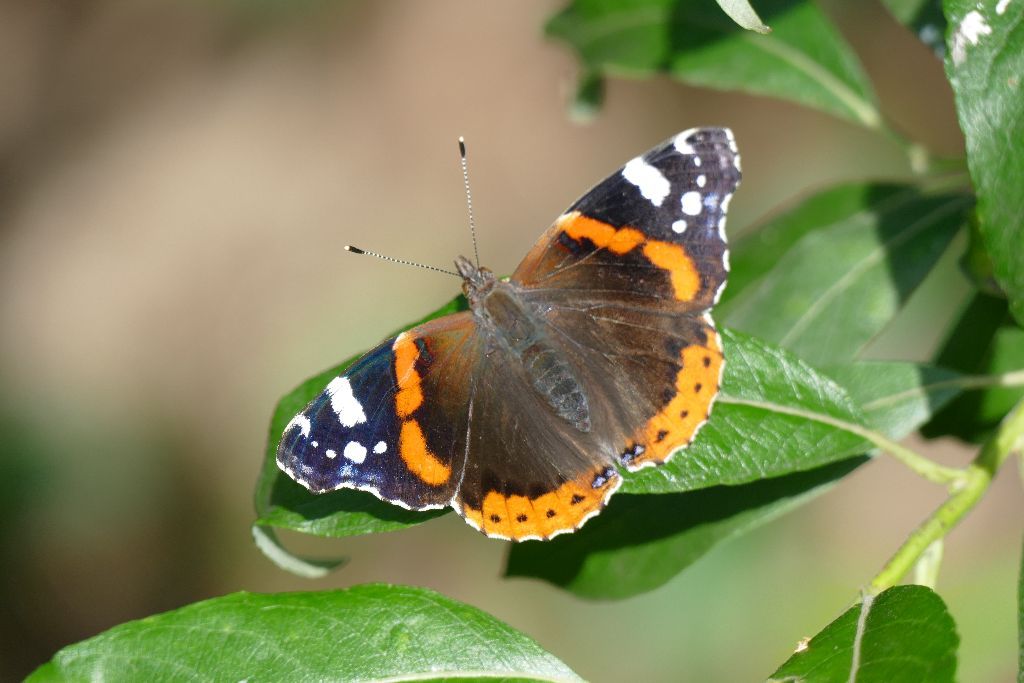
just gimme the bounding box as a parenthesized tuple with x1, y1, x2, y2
(608, 228, 646, 254)
(557, 212, 701, 301)
(561, 213, 615, 247)
(642, 240, 700, 302)
(629, 326, 723, 470)
(462, 503, 484, 529)
(399, 420, 452, 485)
(392, 333, 424, 417)
(480, 491, 513, 538)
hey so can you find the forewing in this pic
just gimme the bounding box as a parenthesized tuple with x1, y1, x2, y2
(277, 313, 481, 510)
(512, 127, 740, 311)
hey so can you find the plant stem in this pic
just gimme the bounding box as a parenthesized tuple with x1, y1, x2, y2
(857, 429, 964, 487)
(955, 368, 1024, 391)
(868, 398, 1024, 594)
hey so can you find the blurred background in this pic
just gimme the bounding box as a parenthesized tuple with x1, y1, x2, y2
(0, 1, 1019, 680)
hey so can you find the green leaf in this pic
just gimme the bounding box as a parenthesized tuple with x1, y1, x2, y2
(27, 585, 583, 683)
(506, 343, 969, 599)
(722, 189, 971, 366)
(721, 183, 914, 309)
(505, 457, 865, 599)
(880, 0, 947, 57)
(509, 332, 948, 598)
(253, 297, 467, 542)
(625, 328, 871, 494)
(716, 0, 770, 33)
(824, 361, 964, 438)
(923, 293, 1024, 442)
(546, 0, 881, 128)
(944, 0, 1024, 326)
(769, 585, 959, 683)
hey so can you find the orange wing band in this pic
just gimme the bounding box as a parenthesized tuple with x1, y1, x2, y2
(459, 466, 620, 541)
(392, 333, 451, 486)
(627, 322, 723, 470)
(558, 212, 701, 301)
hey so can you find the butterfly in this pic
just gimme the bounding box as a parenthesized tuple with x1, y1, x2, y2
(277, 128, 740, 541)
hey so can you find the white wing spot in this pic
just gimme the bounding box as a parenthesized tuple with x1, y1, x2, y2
(696, 174, 707, 188)
(681, 191, 703, 216)
(326, 449, 337, 459)
(373, 441, 387, 454)
(717, 216, 727, 241)
(622, 157, 671, 206)
(312, 441, 319, 448)
(343, 441, 368, 464)
(693, 156, 702, 167)
(997, 0, 1011, 14)
(952, 10, 992, 64)
(672, 219, 688, 234)
(283, 415, 311, 438)
(673, 132, 696, 154)
(325, 377, 367, 427)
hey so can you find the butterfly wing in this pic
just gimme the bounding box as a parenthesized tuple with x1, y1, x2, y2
(277, 313, 482, 510)
(514, 128, 737, 312)
(451, 345, 622, 541)
(514, 127, 739, 470)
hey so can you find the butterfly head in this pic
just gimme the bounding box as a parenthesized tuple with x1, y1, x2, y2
(455, 254, 496, 306)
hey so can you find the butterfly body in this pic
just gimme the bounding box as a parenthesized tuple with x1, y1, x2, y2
(458, 257, 592, 432)
(277, 128, 740, 541)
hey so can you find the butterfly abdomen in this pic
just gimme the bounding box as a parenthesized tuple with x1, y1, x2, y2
(520, 343, 591, 432)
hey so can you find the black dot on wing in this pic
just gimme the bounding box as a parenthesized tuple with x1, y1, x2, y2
(557, 230, 586, 255)
(665, 337, 685, 356)
(516, 514, 528, 523)
(570, 494, 585, 505)
(703, 356, 711, 367)
(490, 514, 501, 523)
(680, 410, 689, 418)
(656, 429, 669, 442)
(695, 383, 703, 393)
(546, 509, 556, 518)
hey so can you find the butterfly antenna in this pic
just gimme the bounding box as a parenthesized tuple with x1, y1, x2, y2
(458, 136, 481, 267)
(344, 245, 461, 278)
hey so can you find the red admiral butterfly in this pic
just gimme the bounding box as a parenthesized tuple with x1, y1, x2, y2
(278, 128, 740, 540)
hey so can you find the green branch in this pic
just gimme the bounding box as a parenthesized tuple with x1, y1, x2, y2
(867, 398, 1024, 594)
